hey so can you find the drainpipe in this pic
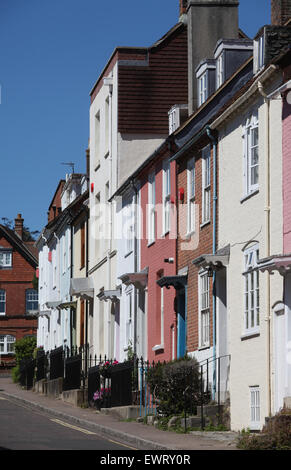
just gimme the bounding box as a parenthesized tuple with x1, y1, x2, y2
(206, 126, 218, 400)
(131, 179, 139, 356)
(258, 81, 271, 418)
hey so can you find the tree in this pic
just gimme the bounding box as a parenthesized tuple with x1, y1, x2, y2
(1, 217, 40, 241)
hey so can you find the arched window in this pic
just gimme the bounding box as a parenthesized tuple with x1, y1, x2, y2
(25, 289, 38, 313)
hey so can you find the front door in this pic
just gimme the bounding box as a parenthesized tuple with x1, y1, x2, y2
(177, 287, 187, 359)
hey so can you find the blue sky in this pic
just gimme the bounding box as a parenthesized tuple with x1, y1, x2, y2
(0, 0, 271, 234)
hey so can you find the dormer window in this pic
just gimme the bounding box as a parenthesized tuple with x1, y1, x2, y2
(254, 34, 265, 74)
(214, 39, 253, 89)
(168, 104, 188, 134)
(198, 72, 208, 106)
(196, 59, 216, 107)
(216, 53, 224, 89)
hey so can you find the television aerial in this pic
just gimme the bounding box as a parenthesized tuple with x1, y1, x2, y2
(61, 162, 75, 174)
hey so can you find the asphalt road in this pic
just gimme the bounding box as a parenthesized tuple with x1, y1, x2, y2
(0, 396, 136, 450)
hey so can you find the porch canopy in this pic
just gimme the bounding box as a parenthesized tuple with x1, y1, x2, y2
(192, 245, 230, 272)
(119, 267, 148, 290)
(38, 310, 51, 319)
(45, 301, 61, 309)
(157, 274, 187, 290)
(70, 277, 94, 300)
(257, 253, 291, 275)
(58, 301, 77, 310)
(97, 288, 121, 302)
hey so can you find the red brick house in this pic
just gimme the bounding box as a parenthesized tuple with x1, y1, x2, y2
(0, 215, 38, 368)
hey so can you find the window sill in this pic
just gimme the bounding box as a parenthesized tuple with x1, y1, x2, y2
(161, 230, 170, 238)
(94, 161, 101, 172)
(185, 230, 195, 240)
(240, 189, 259, 204)
(241, 331, 260, 341)
(152, 344, 164, 352)
(104, 151, 110, 159)
(200, 221, 210, 229)
(198, 344, 210, 351)
(147, 240, 155, 248)
(124, 250, 133, 259)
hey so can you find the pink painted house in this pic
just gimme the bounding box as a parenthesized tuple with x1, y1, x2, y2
(139, 142, 179, 363)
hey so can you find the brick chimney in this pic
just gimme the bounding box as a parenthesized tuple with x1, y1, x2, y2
(271, 0, 291, 25)
(14, 213, 24, 240)
(179, 0, 188, 15)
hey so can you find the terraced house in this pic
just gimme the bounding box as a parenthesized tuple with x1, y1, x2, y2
(33, 0, 291, 432)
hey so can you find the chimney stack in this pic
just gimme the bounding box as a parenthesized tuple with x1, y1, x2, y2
(271, 0, 291, 25)
(179, 0, 188, 16)
(187, 0, 239, 114)
(14, 214, 24, 240)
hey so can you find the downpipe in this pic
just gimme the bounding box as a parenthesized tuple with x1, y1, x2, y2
(206, 127, 218, 400)
(258, 81, 271, 418)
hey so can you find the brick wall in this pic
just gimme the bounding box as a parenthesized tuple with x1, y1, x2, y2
(271, 0, 291, 25)
(0, 233, 38, 363)
(177, 137, 215, 353)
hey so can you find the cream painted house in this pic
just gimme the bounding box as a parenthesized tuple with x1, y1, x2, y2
(210, 63, 284, 431)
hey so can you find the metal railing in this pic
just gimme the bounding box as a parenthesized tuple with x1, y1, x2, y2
(21, 345, 230, 428)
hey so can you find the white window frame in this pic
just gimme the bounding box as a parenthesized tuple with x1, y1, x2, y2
(199, 271, 210, 349)
(250, 386, 261, 430)
(202, 146, 211, 224)
(0, 250, 12, 268)
(0, 289, 6, 315)
(243, 244, 260, 335)
(0, 334, 15, 354)
(187, 157, 196, 234)
(198, 71, 208, 106)
(125, 290, 133, 348)
(163, 159, 171, 235)
(243, 111, 259, 196)
(216, 53, 224, 89)
(125, 202, 134, 255)
(254, 35, 265, 73)
(94, 110, 101, 168)
(26, 289, 38, 313)
(147, 171, 156, 245)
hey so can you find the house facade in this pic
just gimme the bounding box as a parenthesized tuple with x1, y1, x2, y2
(88, 10, 188, 360)
(37, 173, 87, 352)
(0, 215, 38, 367)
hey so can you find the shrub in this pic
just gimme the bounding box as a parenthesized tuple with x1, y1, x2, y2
(11, 365, 20, 383)
(146, 356, 200, 417)
(14, 336, 37, 366)
(237, 408, 291, 450)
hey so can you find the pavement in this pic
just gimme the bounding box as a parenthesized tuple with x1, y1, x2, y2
(0, 375, 239, 451)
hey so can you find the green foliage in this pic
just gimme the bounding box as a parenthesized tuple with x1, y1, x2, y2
(237, 409, 291, 450)
(146, 356, 200, 417)
(14, 336, 37, 365)
(32, 272, 38, 290)
(11, 365, 20, 383)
